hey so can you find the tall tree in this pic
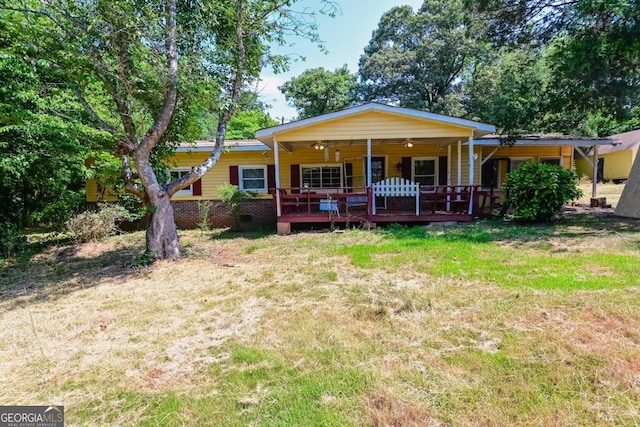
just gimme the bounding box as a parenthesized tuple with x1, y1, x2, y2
(279, 65, 360, 118)
(3, 0, 330, 259)
(226, 110, 278, 139)
(468, 0, 640, 134)
(358, 0, 476, 115)
(466, 48, 550, 134)
(0, 53, 96, 229)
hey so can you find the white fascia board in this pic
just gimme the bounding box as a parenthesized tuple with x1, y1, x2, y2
(176, 145, 270, 152)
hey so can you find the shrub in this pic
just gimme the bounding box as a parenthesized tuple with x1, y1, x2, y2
(503, 162, 583, 222)
(30, 190, 87, 231)
(218, 184, 255, 230)
(197, 200, 212, 233)
(66, 204, 126, 243)
(0, 222, 27, 258)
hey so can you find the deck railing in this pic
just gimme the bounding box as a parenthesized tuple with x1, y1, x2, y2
(276, 186, 372, 217)
(272, 185, 497, 219)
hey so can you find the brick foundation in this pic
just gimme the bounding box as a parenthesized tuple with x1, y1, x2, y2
(172, 199, 276, 230)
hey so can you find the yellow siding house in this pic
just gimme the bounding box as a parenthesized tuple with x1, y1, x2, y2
(576, 129, 640, 182)
(86, 103, 618, 231)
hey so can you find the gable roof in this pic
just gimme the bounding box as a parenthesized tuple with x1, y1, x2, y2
(255, 102, 496, 145)
(596, 129, 640, 155)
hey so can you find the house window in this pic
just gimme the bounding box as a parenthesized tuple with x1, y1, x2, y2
(510, 157, 532, 172)
(412, 157, 438, 186)
(301, 165, 342, 188)
(239, 165, 267, 192)
(482, 159, 501, 189)
(170, 168, 193, 195)
(539, 157, 562, 166)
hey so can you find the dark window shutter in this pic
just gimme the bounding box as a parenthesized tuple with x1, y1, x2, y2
(345, 163, 353, 188)
(402, 157, 412, 181)
(267, 164, 276, 193)
(290, 164, 300, 192)
(229, 165, 239, 186)
(438, 156, 448, 186)
(192, 178, 202, 196)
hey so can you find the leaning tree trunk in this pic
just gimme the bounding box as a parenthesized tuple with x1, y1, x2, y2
(145, 193, 181, 259)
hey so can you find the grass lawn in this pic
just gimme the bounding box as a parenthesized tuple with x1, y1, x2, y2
(1, 212, 640, 426)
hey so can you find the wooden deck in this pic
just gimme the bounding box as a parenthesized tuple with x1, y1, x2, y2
(273, 185, 497, 231)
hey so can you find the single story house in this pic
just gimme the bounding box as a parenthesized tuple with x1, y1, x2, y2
(576, 128, 640, 182)
(86, 103, 617, 233)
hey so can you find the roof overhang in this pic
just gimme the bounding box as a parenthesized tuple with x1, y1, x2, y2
(176, 140, 269, 152)
(470, 137, 620, 147)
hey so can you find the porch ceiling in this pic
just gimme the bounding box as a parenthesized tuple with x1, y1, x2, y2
(276, 136, 465, 151)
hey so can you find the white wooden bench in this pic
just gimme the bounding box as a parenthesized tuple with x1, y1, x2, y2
(372, 178, 420, 215)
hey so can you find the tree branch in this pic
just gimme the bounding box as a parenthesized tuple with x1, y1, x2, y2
(0, 5, 73, 36)
(120, 154, 144, 199)
(138, 0, 178, 158)
(74, 87, 120, 134)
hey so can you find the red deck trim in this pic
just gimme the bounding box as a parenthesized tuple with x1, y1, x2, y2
(277, 213, 472, 224)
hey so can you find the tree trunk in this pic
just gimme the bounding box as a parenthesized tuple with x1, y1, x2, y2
(145, 194, 181, 259)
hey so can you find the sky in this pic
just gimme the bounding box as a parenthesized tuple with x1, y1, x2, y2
(259, 0, 424, 122)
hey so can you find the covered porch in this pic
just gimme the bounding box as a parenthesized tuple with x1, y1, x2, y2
(274, 183, 498, 224)
(255, 103, 496, 234)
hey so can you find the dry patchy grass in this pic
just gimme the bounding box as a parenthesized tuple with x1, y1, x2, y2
(1, 216, 640, 426)
(578, 179, 626, 207)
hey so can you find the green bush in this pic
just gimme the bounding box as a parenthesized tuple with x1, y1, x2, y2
(31, 190, 87, 231)
(503, 162, 582, 222)
(218, 184, 255, 230)
(197, 200, 213, 233)
(0, 222, 27, 258)
(66, 204, 126, 243)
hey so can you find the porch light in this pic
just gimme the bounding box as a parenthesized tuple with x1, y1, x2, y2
(404, 141, 414, 148)
(335, 149, 341, 162)
(396, 162, 403, 172)
(314, 142, 325, 150)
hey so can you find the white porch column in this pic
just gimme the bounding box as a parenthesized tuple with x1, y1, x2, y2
(457, 140, 462, 203)
(447, 144, 452, 211)
(368, 138, 374, 215)
(273, 137, 281, 217)
(457, 140, 462, 187)
(468, 137, 475, 215)
(592, 145, 599, 198)
(447, 144, 452, 186)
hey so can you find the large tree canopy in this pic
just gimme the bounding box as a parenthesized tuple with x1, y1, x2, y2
(465, 48, 550, 134)
(2, 0, 331, 258)
(279, 65, 360, 119)
(467, 0, 640, 135)
(358, 0, 476, 115)
(0, 52, 102, 230)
